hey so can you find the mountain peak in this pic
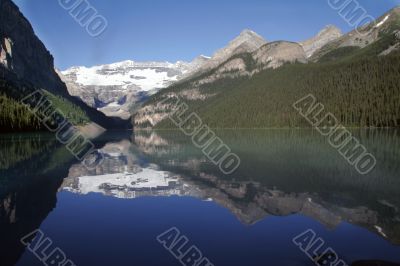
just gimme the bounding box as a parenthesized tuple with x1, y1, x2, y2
(321, 25, 342, 35)
(300, 25, 342, 57)
(239, 29, 259, 37)
(190, 29, 266, 73)
(213, 29, 266, 59)
(234, 29, 266, 44)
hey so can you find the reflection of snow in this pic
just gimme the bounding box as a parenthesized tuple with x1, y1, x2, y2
(63, 168, 182, 198)
(374, 225, 388, 238)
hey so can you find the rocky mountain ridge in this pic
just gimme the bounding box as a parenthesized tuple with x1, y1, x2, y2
(300, 25, 343, 57)
(194, 29, 267, 72)
(311, 7, 400, 60)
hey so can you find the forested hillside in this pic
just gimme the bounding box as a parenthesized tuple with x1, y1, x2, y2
(153, 52, 399, 129)
(0, 93, 43, 132)
(136, 27, 400, 129)
(0, 78, 90, 132)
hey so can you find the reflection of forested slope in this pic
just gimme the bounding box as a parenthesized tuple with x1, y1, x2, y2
(134, 129, 400, 243)
(134, 129, 400, 195)
(0, 170, 65, 266)
(0, 134, 80, 266)
(0, 131, 122, 266)
(0, 133, 55, 170)
(0, 134, 77, 196)
(0, 131, 117, 196)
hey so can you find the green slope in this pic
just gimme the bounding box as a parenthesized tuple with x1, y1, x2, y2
(155, 53, 399, 129)
(142, 31, 400, 129)
(0, 79, 90, 132)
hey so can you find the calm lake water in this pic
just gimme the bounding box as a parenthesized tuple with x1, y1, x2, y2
(1, 129, 400, 266)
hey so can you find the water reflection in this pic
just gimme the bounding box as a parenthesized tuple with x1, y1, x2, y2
(0, 132, 124, 266)
(62, 129, 400, 245)
(134, 129, 400, 246)
(1, 130, 399, 265)
(0, 134, 75, 266)
(62, 138, 201, 199)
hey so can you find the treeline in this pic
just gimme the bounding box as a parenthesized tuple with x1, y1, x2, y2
(155, 51, 400, 129)
(43, 91, 90, 125)
(0, 78, 90, 132)
(0, 93, 43, 132)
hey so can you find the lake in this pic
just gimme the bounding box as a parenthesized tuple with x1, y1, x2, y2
(1, 129, 400, 266)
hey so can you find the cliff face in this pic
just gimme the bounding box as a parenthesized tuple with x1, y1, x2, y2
(253, 41, 307, 69)
(0, 0, 131, 129)
(0, 0, 65, 95)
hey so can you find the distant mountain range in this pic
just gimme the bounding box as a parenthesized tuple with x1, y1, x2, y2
(60, 25, 344, 120)
(59, 58, 210, 119)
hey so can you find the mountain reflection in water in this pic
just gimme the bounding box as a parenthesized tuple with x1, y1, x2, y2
(63, 130, 400, 244)
(1, 130, 399, 266)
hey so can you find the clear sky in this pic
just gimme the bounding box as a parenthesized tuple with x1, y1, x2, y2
(12, 0, 400, 70)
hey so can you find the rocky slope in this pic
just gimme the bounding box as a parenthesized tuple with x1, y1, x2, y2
(0, 0, 65, 95)
(300, 25, 342, 57)
(311, 7, 400, 61)
(253, 41, 307, 68)
(0, 0, 130, 129)
(193, 29, 267, 73)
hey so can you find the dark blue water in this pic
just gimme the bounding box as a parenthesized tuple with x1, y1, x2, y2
(1, 130, 400, 266)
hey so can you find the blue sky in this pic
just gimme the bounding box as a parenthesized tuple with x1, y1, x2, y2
(13, 0, 400, 70)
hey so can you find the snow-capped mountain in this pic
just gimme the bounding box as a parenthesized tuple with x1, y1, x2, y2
(58, 30, 268, 120)
(60, 60, 205, 119)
